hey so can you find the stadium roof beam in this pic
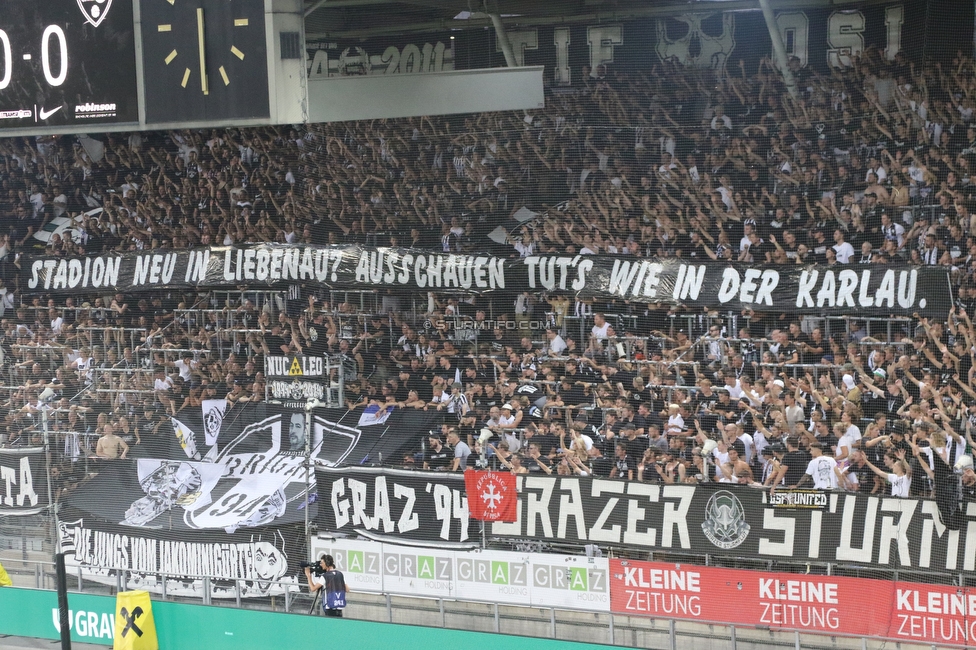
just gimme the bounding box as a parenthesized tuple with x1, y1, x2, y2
(306, 0, 897, 40)
(304, 0, 405, 18)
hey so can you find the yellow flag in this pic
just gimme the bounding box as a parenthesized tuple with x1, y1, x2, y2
(114, 590, 158, 650)
(288, 357, 303, 375)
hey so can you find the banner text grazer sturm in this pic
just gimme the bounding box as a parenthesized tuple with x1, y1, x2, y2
(0, 447, 45, 515)
(316, 468, 976, 574)
(22, 245, 951, 317)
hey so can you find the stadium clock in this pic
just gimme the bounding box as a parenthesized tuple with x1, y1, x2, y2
(0, 0, 139, 129)
(141, 0, 270, 124)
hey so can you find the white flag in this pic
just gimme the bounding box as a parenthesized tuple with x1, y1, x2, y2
(202, 399, 228, 446)
(172, 417, 200, 460)
(357, 404, 394, 427)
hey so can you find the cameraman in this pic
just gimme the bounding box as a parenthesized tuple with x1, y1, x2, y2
(304, 554, 349, 617)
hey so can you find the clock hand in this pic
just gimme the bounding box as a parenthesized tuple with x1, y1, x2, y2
(196, 7, 208, 95)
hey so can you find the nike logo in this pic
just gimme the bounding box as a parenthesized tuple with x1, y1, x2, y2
(39, 106, 62, 120)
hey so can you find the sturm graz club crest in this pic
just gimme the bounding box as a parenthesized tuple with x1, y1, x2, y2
(76, 0, 114, 28)
(701, 490, 750, 549)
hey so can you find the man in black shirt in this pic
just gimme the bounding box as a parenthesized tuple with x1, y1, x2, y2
(621, 423, 650, 459)
(558, 377, 588, 407)
(533, 422, 559, 459)
(610, 443, 636, 480)
(424, 435, 452, 470)
(780, 437, 811, 488)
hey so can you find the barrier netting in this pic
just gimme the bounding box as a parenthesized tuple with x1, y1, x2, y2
(2, 0, 976, 646)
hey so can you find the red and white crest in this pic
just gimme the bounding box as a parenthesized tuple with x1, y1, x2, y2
(464, 470, 517, 522)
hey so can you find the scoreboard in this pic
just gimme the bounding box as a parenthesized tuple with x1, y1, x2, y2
(0, 0, 279, 134)
(0, 0, 138, 128)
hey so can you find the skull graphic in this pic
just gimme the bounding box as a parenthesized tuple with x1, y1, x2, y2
(656, 13, 736, 70)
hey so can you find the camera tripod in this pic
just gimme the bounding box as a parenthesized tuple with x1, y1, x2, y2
(308, 585, 321, 615)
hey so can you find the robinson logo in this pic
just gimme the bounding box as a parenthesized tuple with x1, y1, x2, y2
(701, 490, 750, 550)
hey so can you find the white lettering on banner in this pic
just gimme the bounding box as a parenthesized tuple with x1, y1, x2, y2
(883, 5, 904, 61)
(895, 589, 976, 615)
(307, 41, 454, 78)
(606, 260, 664, 298)
(51, 609, 115, 639)
(221, 248, 341, 283)
(826, 10, 865, 67)
(427, 482, 470, 542)
(759, 509, 796, 557)
(758, 579, 838, 603)
(498, 478, 691, 547)
(836, 495, 878, 563)
(587, 25, 622, 73)
(265, 355, 325, 377)
(775, 12, 809, 68)
(28, 256, 121, 290)
(59, 519, 294, 598)
(330, 477, 422, 537)
(358, 251, 505, 290)
(878, 498, 916, 567)
(795, 269, 920, 309)
(716, 267, 779, 305)
(622, 567, 701, 591)
(758, 602, 840, 629)
(895, 614, 976, 644)
(623, 590, 702, 617)
(619, 565, 703, 616)
(267, 380, 324, 401)
(524, 256, 594, 291)
(184, 249, 210, 283)
(132, 253, 177, 286)
(553, 27, 571, 85)
(0, 456, 39, 507)
(671, 264, 706, 301)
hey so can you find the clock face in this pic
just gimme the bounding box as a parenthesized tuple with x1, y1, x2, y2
(141, 0, 269, 124)
(0, 0, 138, 131)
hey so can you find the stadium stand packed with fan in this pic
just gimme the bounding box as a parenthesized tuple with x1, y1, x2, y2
(1, 43, 976, 523)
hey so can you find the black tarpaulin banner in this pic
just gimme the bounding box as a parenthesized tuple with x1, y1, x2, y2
(56, 511, 305, 599)
(0, 447, 46, 515)
(316, 467, 976, 573)
(21, 244, 952, 317)
(66, 403, 440, 532)
(309, 1, 942, 77)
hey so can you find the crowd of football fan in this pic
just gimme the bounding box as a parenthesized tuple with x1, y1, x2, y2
(0, 45, 974, 505)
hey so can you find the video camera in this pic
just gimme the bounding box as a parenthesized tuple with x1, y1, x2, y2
(300, 560, 325, 575)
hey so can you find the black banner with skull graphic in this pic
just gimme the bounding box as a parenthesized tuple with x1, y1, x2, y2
(311, 1, 963, 82)
(58, 403, 442, 595)
(65, 402, 442, 534)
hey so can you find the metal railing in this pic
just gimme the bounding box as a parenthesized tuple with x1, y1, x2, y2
(0, 556, 947, 650)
